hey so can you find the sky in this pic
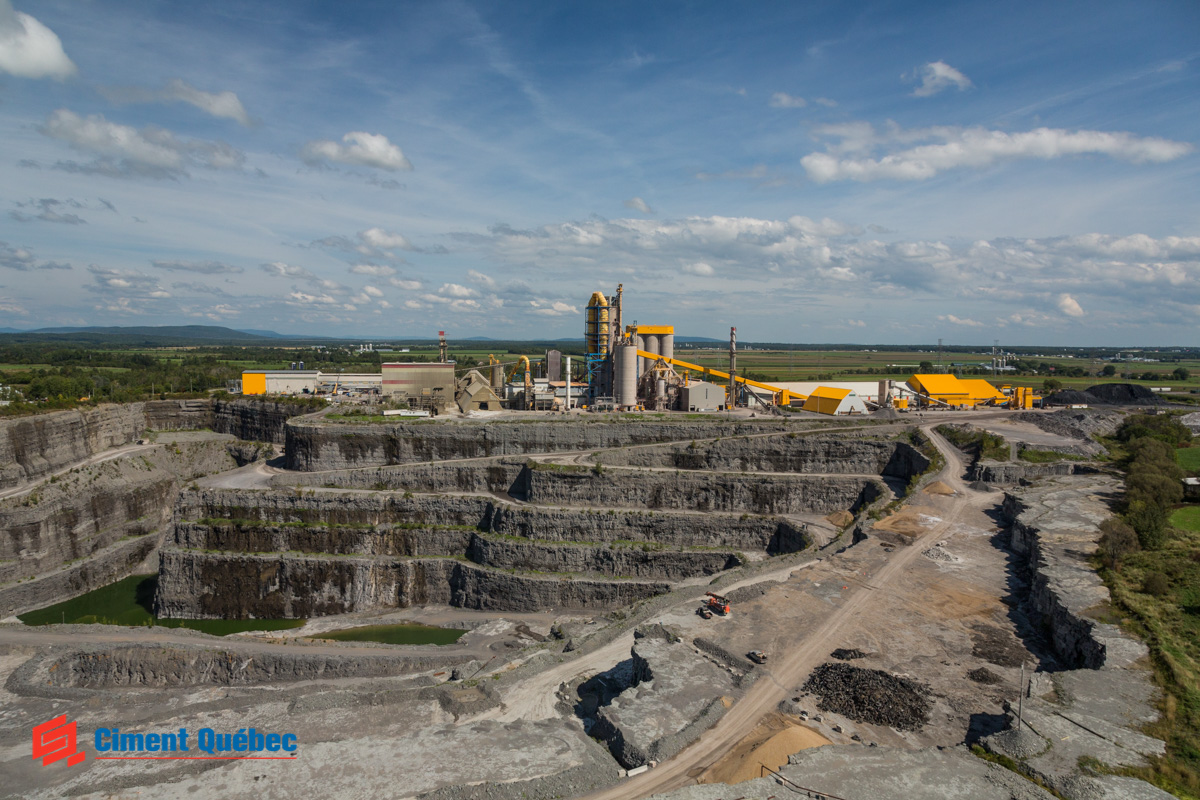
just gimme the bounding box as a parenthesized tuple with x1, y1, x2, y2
(0, 1, 1197, 345)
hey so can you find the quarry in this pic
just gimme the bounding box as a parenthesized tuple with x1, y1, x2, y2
(0, 396, 1183, 800)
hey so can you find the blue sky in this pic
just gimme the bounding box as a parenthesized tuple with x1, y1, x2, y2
(0, 0, 1196, 344)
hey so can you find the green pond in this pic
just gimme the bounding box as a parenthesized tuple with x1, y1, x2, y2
(17, 574, 305, 636)
(308, 623, 467, 646)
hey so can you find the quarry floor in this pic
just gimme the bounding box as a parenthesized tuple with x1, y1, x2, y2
(0, 417, 1075, 800)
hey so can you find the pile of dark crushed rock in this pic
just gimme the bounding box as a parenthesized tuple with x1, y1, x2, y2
(1047, 383, 1164, 407)
(801, 662, 932, 731)
(967, 667, 1003, 685)
(831, 648, 867, 660)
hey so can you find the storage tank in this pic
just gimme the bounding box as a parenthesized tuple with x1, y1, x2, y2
(491, 362, 504, 389)
(660, 333, 674, 362)
(644, 334, 660, 360)
(656, 378, 667, 400)
(635, 334, 645, 377)
(614, 345, 637, 409)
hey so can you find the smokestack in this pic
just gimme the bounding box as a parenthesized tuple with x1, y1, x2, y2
(728, 327, 737, 408)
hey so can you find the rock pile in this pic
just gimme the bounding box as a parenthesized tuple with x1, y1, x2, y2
(967, 667, 1003, 684)
(801, 662, 932, 731)
(830, 648, 866, 660)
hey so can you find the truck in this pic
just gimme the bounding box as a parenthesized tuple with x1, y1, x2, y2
(748, 650, 768, 664)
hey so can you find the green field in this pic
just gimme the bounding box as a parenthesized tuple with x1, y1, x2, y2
(308, 623, 467, 646)
(1171, 506, 1200, 533)
(1177, 448, 1200, 472)
(17, 574, 305, 636)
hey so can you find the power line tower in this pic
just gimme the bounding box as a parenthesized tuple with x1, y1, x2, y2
(938, 338, 944, 371)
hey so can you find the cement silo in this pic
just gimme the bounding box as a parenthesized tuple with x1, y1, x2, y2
(635, 334, 645, 377)
(644, 333, 660, 360)
(660, 333, 674, 362)
(614, 344, 637, 409)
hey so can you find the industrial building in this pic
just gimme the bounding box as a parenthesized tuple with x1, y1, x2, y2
(906, 374, 1009, 408)
(382, 362, 456, 410)
(801, 386, 868, 416)
(239, 370, 382, 396)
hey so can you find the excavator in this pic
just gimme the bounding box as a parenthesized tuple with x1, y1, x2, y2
(704, 591, 731, 616)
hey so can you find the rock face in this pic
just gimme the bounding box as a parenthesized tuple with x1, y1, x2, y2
(0, 440, 252, 617)
(156, 488, 775, 618)
(596, 435, 929, 477)
(210, 397, 319, 443)
(591, 626, 740, 769)
(0, 400, 207, 489)
(155, 550, 670, 618)
(970, 461, 1085, 484)
(1002, 477, 1142, 669)
(284, 418, 813, 471)
(984, 476, 1169, 800)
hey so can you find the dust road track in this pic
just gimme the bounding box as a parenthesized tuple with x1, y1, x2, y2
(575, 424, 993, 800)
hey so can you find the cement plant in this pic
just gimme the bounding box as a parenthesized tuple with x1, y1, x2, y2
(1, 295, 1198, 800)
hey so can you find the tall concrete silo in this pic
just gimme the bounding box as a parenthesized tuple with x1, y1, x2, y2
(614, 344, 637, 409)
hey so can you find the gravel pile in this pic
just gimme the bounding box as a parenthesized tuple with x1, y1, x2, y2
(967, 667, 1003, 684)
(831, 648, 866, 660)
(922, 542, 963, 563)
(1045, 383, 1164, 407)
(1013, 409, 1122, 440)
(801, 662, 932, 731)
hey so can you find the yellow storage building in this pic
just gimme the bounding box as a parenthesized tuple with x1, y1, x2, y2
(802, 386, 868, 416)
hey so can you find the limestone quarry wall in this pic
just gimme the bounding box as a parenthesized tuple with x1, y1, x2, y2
(971, 460, 1088, 484)
(0, 400, 208, 489)
(155, 550, 669, 618)
(595, 435, 929, 478)
(1002, 477, 1145, 669)
(525, 465, 885, 514)
(0, 441, 248, 587)
(210, 397, 320, 444)
(284, 418, 809, 471)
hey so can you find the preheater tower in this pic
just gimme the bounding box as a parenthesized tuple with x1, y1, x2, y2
(585, 291, 610, 398)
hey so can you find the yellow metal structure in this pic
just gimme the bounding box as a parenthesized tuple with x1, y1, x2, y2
(242, 372, 266, 395)
(802, 386, 852, 415)
(635, 350, 801, 406)
(585, 292, 609, 358)
(633, 325, 674, 335)
(908, 374, 1007, 408)
(506, 356, 533, 409)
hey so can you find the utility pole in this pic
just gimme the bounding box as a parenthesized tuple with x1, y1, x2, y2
(728, 327, 737, 410)
(938, 338, 944, 371)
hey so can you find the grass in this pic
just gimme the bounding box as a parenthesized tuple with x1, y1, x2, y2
(1096, 522, 1200, 798)
(1170, 506, 1200, 533)
(1018, 448, 1091, 464)
(308, 623, 467, 646)
(1177, 447, 1200, 473)
(17, 574, 305, 636)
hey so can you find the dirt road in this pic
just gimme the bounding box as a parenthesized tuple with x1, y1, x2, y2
(575, 424, 991, 800)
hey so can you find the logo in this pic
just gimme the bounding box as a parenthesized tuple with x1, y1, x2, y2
(32, 715, 85, 768)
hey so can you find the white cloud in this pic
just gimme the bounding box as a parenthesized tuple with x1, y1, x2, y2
(101, 79, 251, 126)
(910, 60, 972, 97)
(624, 196, 653, 214)
(467, 269, 496, 287)
(681, 261, 715, 276)
(814, 97, 838, 108)
(363, 285, 383, 298)
(39, 109, 244, 178)
(1057, 294, 1085, 317)
(152, 260, 243, 275)
(439, 283, 477, 298)
(349, 263, 396, 277)
(769, 92, 806, 109)
(389, 278, 422, 291)
(0, 0, 75, 80)
(261, 262, 315, 280)
(937, 314, 984, 327)
(360, 227, 414, 250)
(301, 132, 412, 171)
(802, 123, 1192, 183)
(530, 300, 578, 316)
(845, 319, 866, 327)
(286, 291, 338, 305)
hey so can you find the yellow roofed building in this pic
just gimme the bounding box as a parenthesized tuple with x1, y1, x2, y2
(802, 386, 868, 416)
(907, 374, 1005, 407)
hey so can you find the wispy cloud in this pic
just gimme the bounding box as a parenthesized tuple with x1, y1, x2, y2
(99, 79, 252, 126)
(0, 240, 71, 270)
(624, 196, 653, 214)
(769, 92, 806, 108)
(151, 260, 244, 275)
(909, 60, 972, 97)
(801, 123, 1192, 182)
(39, 109, 245, 179)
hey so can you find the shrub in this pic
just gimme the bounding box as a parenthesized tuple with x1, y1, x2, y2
(1097, 518, 1139, 567)
(1142, 572, 1171, 597)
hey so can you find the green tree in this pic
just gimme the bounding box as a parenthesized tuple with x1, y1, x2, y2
(1042, 378, 1062, 393)
(1097, 518, 1139, 568)
(1173, 367, 1190, 381)
(1101, 364, 1116, 377)
(919, 361, 934, 372)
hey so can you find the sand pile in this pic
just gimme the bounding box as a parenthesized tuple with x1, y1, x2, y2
(700, 714, 830, 784)
(825, 510, 854, 527)
(923, 480, 955, 495)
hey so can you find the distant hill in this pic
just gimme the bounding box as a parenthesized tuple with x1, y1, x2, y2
(0, 327, 25, 333)
(235, 328, 289, 338)
(0, 325, 347, 347)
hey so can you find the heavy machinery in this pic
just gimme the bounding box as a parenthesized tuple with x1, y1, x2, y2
(506, 356, 533, 410)
(705, 591, 731, 616)
(748, 650, 768, 664)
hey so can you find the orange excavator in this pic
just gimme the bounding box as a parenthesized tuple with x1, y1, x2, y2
(705, 592, 731, 616)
